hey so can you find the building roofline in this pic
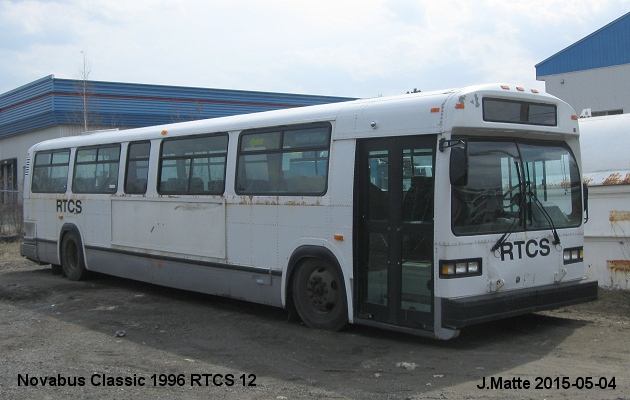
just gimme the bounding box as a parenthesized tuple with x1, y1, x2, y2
(0, 75, 55, 98)
(535, 12, 630, 69)
(0, 76, 356, 140)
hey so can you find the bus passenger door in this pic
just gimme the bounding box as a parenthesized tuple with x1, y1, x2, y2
(355, 136, 435, 329)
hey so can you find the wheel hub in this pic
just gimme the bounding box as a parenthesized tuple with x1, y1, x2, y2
(306, 267, 337, 313)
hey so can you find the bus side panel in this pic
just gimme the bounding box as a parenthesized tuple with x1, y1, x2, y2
(26, 196, 70, 265)
(111, 198, 226, 259)
(84, 248, 283, 307)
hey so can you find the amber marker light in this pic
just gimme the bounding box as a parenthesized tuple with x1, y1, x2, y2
(161, 130, 168, 135)
(455, 103, 465, 109)
(334, 234, 344, 241)
(430, 107, 441, 113)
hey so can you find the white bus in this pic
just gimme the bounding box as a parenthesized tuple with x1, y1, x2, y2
(21, 84, 597, 339)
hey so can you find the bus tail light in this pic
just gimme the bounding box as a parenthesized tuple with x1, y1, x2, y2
(563, 247, 583, 264)
(439, 258, 482, 278)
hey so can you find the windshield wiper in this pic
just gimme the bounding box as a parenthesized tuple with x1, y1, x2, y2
(526, 189, 561, 246)
(491, 160, 524, 253)
(490, 192, 525, 252)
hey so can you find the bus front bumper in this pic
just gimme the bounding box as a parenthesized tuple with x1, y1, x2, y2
(441, 279, 599, 329)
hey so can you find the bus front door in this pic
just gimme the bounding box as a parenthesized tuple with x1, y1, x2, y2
(356, 136, 435, 329)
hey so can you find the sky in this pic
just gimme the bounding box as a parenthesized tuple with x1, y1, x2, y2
(1, 0, 630, 99)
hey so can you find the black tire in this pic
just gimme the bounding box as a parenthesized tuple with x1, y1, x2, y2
(292, 258, 348, 331)
(61, 231, 89, 281)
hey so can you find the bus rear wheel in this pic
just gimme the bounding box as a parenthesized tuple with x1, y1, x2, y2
(61, 231, 89, 281)
(292, 258, 348, 331)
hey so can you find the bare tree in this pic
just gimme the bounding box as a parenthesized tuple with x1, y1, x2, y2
(69, 49, 107, 133)
(170, 100, 207, 123)
(80, 50, 91, 131)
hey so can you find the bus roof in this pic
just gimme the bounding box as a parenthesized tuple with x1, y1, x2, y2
(29, 83, 575, 153)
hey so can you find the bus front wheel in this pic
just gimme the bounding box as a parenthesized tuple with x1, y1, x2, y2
(61, 231, 89, 281)
(292, 258, 348, 331)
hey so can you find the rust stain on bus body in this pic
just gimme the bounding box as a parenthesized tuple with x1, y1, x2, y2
(609, 210, 630, 222)
(602, 172, 630, 185)
(233, 196, 321, 206)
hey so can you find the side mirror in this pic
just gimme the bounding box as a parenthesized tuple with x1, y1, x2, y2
(450, 144, 468, 187)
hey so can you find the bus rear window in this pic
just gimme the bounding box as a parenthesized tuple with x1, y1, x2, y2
(483, 98, 557, 126)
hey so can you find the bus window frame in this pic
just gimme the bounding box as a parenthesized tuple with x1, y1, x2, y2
(156, 132, 229, 195)
(31, 148, 71, 194)
(235, 122, 332, 196)
(450, 137, 582, 236)
(72, 144, 121, 194)
(124, 141, 151, 195)
(482, 97, 557, 127)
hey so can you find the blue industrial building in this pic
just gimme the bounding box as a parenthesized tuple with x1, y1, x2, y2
(0, 75, 355, 140)
(536, 12, 630, 116)
(0, 75, 354, 202)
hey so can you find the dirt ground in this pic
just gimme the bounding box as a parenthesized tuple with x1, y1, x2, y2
(1, 241, 629, 400)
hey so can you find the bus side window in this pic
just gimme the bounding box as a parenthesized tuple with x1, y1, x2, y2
(125, 141, 151, 194)
(158, 134, 228, 195)
(236, 123, 331, 195)
(31, 149, 70, 194)
(402, 175, 433, 222)
(73, 145, 120, 194)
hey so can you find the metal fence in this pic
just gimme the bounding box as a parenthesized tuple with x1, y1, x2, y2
(0, 189, 23, 235)
(1, 189, 20, 205)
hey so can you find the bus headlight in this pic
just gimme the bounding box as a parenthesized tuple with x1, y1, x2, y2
(563, 247, 584, 264)
(439, 258, 482, 278)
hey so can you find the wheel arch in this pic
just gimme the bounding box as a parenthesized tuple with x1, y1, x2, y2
(284, 245, 349, 322)
(57, 223, 88, 270)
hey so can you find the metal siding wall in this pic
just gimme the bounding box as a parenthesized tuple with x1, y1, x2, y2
(0, 76, 55, 139)
(1, 76, 355, 138)
(0, 114, 56, 139)
(544, 64, 630, 115)
(48, 79, 355, 129)
(0, 75, 54, 109)
(52, 78, 352, 109)
(536, 13, 630, 77)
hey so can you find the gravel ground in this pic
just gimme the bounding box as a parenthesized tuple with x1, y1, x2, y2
(1, 241, 629, 399)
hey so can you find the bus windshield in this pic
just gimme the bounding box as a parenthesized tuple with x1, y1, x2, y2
(451, 139, 582, 235)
